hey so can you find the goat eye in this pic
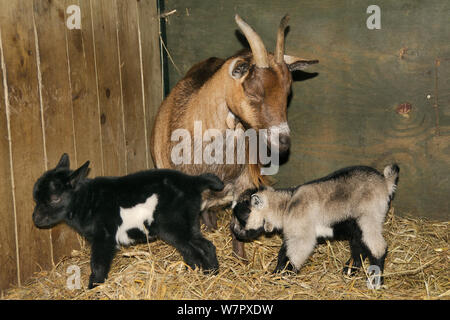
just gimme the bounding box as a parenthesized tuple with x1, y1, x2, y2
(50, 196, 61, 204)
(251, 194, 262, 207)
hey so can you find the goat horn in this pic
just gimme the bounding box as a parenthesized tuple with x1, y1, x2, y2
(275, 14, 290, 63)
(235, 14, 269, 68)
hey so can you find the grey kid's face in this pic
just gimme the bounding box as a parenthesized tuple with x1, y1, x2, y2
(231, 189, 267, 241)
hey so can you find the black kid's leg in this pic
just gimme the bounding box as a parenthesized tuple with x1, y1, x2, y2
(89, 239, 117, 289)
(159, 232, 219, 273)
(189, 236, 219, 273)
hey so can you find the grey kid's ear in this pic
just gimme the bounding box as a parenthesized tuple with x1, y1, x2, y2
(284, 55, 319, 72)
(56, 153, 70, 169)
(69, 161, 90, 187)
(251, 194, 263, 209)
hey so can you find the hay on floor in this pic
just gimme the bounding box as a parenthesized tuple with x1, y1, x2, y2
(2, 208, 449, 300)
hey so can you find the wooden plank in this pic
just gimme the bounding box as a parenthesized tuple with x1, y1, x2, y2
(64, 0, 103, 177)
(0, 0, 53, 282)
(163, 0, 450, 220)
(90, 0, 127, 176)
(32, 0, 80, 263)
(115, 0, 148, 173)
(275, 0, 450, 220)
(0, 27, 19, 292)
(137, 0, 163, 169)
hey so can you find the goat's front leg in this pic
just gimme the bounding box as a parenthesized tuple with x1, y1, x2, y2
(231, 231, 247, 260)
(285, 234, 317, 273)
(229, 211, 247, 261)
(201, 208, 218, 231)
(88, 238, 117, 289)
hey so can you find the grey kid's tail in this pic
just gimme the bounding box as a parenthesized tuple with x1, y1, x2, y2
(383, 164, 400, 198)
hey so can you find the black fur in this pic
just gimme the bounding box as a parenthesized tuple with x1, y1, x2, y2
(232, 188, 258, 227)
(232, 202, 265, 242)
(32, 154, 223, 288)
(184, 57, 225, 93)
(301, 165, 384, 187)
(273, 241, 295, 273)
(318, 219, 386, 282)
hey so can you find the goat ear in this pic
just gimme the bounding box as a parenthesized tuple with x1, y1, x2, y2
(229, 58, 250, 79)
(69, 161, 90, 187)
(251, 194, 263, 208)
(284, 55, 318, 71)
(56, 153, 70, 169)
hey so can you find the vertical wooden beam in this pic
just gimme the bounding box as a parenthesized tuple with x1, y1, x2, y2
(0, 0, 52, 282)
(90, 0, 126, 176)
(116, 0, 148, 173)
(32, 0, 80, 263)
(137, 0, 163, 169)
(0, 27, 19, 292)
(65, 0, 103, 178)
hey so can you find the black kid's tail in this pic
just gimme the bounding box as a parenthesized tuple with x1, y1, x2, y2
(197, 173, 224, 192)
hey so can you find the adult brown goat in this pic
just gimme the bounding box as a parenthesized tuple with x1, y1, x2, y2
(150, 14, 318, 259)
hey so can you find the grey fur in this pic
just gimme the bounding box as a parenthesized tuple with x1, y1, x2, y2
(232, 165, 399, 273)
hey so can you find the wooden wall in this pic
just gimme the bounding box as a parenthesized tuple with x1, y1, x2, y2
(163, 0, 449, 220)
(0, 0, 162, 292)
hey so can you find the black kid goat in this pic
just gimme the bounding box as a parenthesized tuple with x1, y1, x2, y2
(33, 154, 222, 288)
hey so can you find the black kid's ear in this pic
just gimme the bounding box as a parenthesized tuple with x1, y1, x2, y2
(69, 161, 90, 187)
(56, 153, 70, 169)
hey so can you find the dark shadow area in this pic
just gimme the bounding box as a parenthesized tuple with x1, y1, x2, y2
(235, 30, 251, 50)
(287, 71, 319, 109)
(158, 0, 171, 97)
(292, 70, 319, 82)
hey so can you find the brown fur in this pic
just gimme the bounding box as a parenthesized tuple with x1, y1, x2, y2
(150, 16, 317, 258)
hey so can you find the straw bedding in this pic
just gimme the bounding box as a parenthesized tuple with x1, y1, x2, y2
(2, 208, 448, 300)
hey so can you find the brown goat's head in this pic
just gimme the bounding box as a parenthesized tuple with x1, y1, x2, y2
(225, 15, 318, 156)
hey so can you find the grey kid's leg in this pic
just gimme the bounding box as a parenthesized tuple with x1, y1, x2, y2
(285, 234, 316, 272)
(273, 241, 295, 273)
